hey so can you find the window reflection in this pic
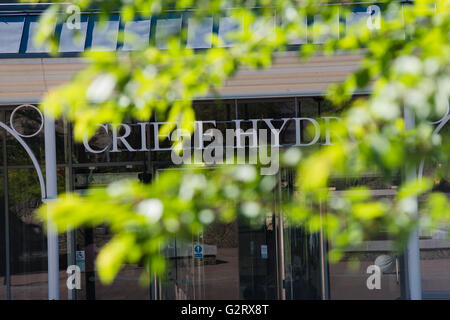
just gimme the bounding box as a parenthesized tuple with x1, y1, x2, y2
(238, 219, 278, 299)
(0, 172, 5, 300)
(6, 107, 44, 166)
(8, 168, 47, 299)
(0, 96, 435, 301)
(72, 166, 150, 300)
(163, 221, 240, 300)
(327, 190, 404, 300)
(155, 16, 182, 50)
(419, 140, 450, 299)
(281, 169, 325, 300)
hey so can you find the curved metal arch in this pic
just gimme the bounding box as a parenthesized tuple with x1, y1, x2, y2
(0, 121, 46, 200)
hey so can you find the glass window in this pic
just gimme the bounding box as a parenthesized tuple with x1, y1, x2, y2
(7, 167, 67, 300)
(285, 16, 308, 45)
(158, 167, 279, 300)
(56, 167, 70, 300)
(162, 221, 240, 300)
(238, 99, 296, 120)
(0, 16, 25, 54)
(0, 110, 4, 166)
(155, 16, 182, 50)
(419, 130, 450, 299)
(218, 16, 240, 47)
(238, 219, 279, 299)
(345, 6, 372, 37)
(283, 226, 323, 299)
(121, 19, 151, 51)
(58, 15, 89, 53)
(8, 168, 47, 299)
(420, 227, 450, 299)
(25, 15, 55, 53)
(194, 100, 235, 121)
(312, 13, 340, 44)
(3, 106, 67, 166)
(327, 190, 404, 299)
(6, 106, 45, 166)
(72, 166, 150, 300)
(90, 15, 120, 51)
(0, 171, 5, 300)
(298, 97, 320, 146)
(250, 15, 276, 39)
(281, 169, 324, 300)
(237, 99, 297, 146)
(56, 118, 69, 165)
(328, 249, 403, 300)
(187, 17, 213, 49)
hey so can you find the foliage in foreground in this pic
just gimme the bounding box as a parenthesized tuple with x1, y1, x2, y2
(28, 0, 450, 283)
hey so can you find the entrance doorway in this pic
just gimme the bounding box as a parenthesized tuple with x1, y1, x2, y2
(158, 212, 281, 300)
(72, 165, 151, 300)
(157, 168, 327, 300)
(69, 166, 337, 300)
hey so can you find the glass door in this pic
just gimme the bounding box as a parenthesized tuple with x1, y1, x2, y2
(238, 213, 279, 299)
(72, 165, 151, 300)
(279, 169, 327, 300)
(279, 169, 405, 300)
(157, 168, 240, 300)
(157, 167, 283, 300)
(162, 222, 241, 300)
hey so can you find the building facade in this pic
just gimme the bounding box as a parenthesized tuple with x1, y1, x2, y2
(0, 2, 449, 300)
